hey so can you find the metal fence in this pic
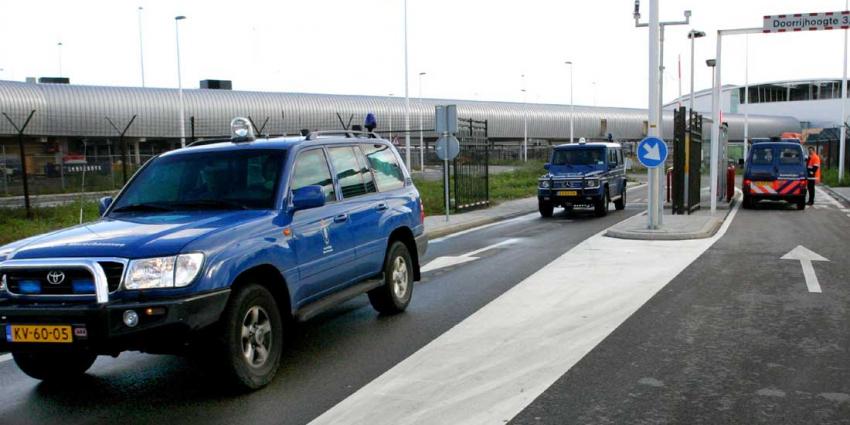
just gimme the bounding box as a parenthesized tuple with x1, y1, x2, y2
(0, 151, 154, 198)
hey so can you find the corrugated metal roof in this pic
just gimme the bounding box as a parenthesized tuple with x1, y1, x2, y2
(0, 80, 800, 140)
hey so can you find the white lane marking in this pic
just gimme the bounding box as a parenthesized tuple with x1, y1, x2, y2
(816, 187, 843, 208)
(421, 239, 520, 273)
(781, 245, 829, 293)
(429, 184, 648, 244)
(310, 193, 741, 425)
(0, 353, 11, 363)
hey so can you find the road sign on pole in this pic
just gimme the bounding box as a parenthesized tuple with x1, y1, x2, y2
(435, 135, 460, 161)
(637, 137, 668, 168)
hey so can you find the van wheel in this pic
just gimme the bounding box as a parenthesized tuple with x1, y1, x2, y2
(218, 284, 283, 391)
(13, 351, 97, 381)
(742, 192, 752, 209)
(538, 200, 554, 218)
(614, 188, 626, 210)
(369, 241, 414, 315)
(796, 197, 806, 210)
(594, 191, 609, 217)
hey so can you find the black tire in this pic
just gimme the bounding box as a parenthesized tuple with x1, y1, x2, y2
(594, 190, 609, 217)
(13, 351, 97, 381)
(796, 197, 806, 210)
(614, 187, 626, 211)
(217, 284, 284, 391)
(742, 192, 752, 209)
(538, 200, 554, 218)
(368, 241, 414, 315)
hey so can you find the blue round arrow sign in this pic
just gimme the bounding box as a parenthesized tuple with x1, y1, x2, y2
(637, 137, 668, 168)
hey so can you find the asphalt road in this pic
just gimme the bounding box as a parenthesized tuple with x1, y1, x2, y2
(0, 187, 648, 425)
(511, 190, 850, 425)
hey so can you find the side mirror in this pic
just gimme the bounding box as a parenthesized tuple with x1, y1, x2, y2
(98, 197, 113, 216)
(291, 185, 326, 212)
(543, 163, 551, 170)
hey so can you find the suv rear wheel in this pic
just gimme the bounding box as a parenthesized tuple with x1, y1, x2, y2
(594, 190, 609, 217)
(13, 351, 97, 381)
(217, 284, 283, 391)
(614, 187, 626, 211)
(369, 241, 414, 314)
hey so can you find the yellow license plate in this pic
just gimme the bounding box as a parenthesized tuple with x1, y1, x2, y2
(557, 191, 578, 196)
(7, 325, 73, 343)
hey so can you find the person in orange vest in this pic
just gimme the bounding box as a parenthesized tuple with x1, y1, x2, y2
(806, 146, 821, 205)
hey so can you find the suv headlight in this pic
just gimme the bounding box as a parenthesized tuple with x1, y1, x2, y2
(539, 180, 551, 189)
(585, 179, 600, 188)
(125, 253, 204, 290)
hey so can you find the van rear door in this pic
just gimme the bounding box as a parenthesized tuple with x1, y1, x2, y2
(748, 145, 776, 181)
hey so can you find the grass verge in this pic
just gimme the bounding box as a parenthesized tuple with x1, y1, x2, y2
(414, 161, 545, 215)
(0, 201, 99, 246)
(822, 168, 850, 187)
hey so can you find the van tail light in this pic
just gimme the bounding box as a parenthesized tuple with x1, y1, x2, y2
(743, 179, 751, 187)
(419, 198, 426, 223)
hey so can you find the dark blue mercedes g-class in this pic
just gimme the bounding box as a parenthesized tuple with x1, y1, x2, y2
(537, 141, 627, 217)
(0, 118, 427, 390)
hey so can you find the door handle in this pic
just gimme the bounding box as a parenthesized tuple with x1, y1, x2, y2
(375, 202, 389, 211)
(334, 213, 349, 223)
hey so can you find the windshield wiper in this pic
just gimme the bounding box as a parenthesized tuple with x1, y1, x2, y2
(169, 200, 250, 210)
(111, 203, 175, 213)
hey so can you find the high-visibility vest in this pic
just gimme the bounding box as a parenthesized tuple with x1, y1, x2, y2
(807, 153, 821, 183)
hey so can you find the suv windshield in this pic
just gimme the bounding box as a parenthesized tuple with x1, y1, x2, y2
(552, 148, 605, 166)
(111, 149, 285, 213)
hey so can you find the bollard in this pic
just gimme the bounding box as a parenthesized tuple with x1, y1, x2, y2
(726, 164, 736, 202)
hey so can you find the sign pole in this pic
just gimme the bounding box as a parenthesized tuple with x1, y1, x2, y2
(444, 136, 450, 222)
(648, 0, 660, 229)
(841, 2, 848, 184)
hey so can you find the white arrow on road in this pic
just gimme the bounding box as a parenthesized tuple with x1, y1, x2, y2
(642, 142, 661, 161)
(781, 245, 829, 293)
(421, 238, 519, 273)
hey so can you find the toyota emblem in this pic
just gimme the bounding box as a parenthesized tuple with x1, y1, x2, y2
(46, 271, 66, 285)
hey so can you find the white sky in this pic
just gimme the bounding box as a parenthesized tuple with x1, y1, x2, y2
(0, 0, 848, 109)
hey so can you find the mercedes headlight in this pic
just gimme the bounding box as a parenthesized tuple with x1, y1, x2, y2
(539, 180, 551, 189)
(585, 179, 600, 188)
(125, 253, 204, 290)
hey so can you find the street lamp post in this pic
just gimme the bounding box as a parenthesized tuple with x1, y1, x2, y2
(138, 6, 146, 87)
(522, 74, 528, 162)
(57, 42, 63, 78)
(565, 61, 574, 143)
(687, 30, 705, 122)
(840, 0, 849, 184)
(403, 0, 411, 169)
(418, 72, 426, 171)
(175, 16, 187, 148)
(388, 93, 394, 143)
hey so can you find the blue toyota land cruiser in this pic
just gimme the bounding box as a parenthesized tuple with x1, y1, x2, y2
(0, 118, 427, 390)
(537, 141, 627, 217)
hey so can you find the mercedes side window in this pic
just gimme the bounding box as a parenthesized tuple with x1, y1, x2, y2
(328, 146, 372, 199)
(291, 149, 336, 202)
(362, 143, 405, 192)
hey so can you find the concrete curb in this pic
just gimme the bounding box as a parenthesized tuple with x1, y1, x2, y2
(821, 185, 850, 207)
(605, 195, 738, 241)
(425, 208, 536, 240)
(425, 182, 647, 240)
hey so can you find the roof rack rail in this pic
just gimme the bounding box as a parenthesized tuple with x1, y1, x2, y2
(306, 130, 380, 141)
(186, 138, 232, 147)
